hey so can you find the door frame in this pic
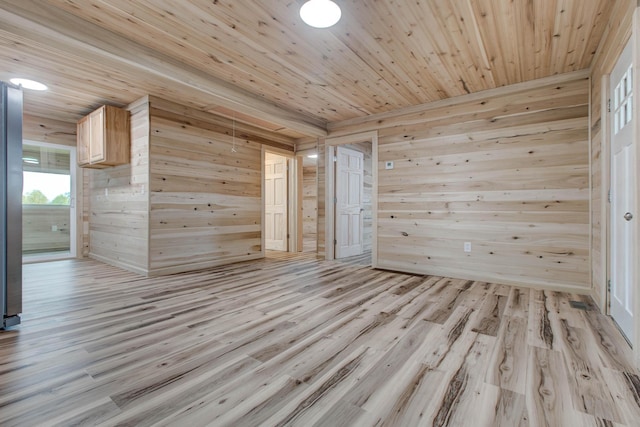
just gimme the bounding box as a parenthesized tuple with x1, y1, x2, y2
(602, 11, 640, 367)
(261, 146, 301, 254)
(21, 139, 79, 262)
(607, 36, 636, 342)
(324, 131, 378, 266)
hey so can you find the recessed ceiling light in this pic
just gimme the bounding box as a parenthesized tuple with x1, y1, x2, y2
(300, 0, 341, 28)
(307, 154, 318, 159)
(22, 157, 39, 164)
(10, 78, 48, 91)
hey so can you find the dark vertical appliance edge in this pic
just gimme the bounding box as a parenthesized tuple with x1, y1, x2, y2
(1, 81, 23, 328)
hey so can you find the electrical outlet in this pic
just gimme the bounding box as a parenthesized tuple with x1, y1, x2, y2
(464, 242, 471, 252)
(385, 161, 394, 170)
(51, 225, 58, 232)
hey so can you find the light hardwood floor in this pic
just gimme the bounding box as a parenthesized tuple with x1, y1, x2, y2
(1, 252, 639, 426)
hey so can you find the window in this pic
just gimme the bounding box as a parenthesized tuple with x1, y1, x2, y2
(614, 65, 633, 135)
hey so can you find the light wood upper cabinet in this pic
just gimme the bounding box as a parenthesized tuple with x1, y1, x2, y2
(77, 105, 130, 168)
(77, 116, 90, 165)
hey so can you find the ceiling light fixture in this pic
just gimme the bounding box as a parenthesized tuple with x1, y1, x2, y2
(307, 154, 318, 159)
(22, 157, 39, 164)
(10, 78, 48, 91)
(300, 0, 341, 28)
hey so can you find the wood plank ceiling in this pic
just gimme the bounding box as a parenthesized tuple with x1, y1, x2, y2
(0, 0, 612, 139)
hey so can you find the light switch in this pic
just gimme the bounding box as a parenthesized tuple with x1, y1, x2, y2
(385, 161, 394, 170)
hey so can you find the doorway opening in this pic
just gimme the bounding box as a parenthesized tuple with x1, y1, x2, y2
(324, 131, 378, 267)
(295, 149, 318, 254)
(22, 141, 77, 262)
(263, 148, 301, 253)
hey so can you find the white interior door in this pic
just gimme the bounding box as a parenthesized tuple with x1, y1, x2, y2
(265, 152, 288, 251)
(610, 39, 636, 342)
(335, 146, 364, 258)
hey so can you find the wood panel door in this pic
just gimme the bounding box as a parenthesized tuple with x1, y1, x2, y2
(76, 116, 90, 166)
(610, 39, 636, 342)
(89, 106, 105, 163)
(265, 152, 288, 251)
(335, 146, 364, 259)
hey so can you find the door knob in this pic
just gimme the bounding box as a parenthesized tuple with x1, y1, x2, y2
(624, 212, 633, 221)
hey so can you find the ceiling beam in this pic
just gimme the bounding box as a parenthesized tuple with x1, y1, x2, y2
(0, 1, 328, 137)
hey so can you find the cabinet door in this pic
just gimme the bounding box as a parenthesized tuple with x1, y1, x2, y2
(77, 116, 90, 165)
(89, 107, 105, 163)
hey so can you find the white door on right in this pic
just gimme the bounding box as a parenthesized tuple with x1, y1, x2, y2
(335, 146, 364, 259)
(610, 38, 636, 342)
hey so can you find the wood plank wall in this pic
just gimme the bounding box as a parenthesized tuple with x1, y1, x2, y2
(83, 95, 293, 276)
(589, 0, 635, 309)
(86, 96, 293, 275)
(326, 70, 591, 291)
(88, 97, 150, 274)
(146, 96, 281, 275)
(82, 169, 90, 257)
(23, 114, 76, 147)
